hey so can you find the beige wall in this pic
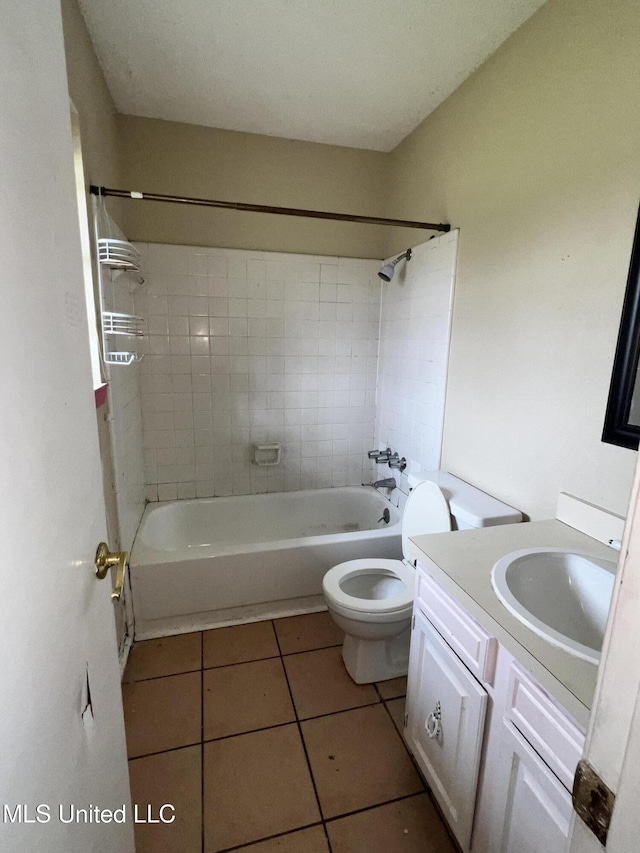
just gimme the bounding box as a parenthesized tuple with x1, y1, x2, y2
(386, 0, 640, 519)
(118, 115, 389, 258)
(61, 0, 124, 225)
(63, 0, 640, 521)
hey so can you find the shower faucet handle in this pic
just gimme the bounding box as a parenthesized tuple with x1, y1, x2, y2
(367, 447, 392, 461)
(388, 455, 407, 472)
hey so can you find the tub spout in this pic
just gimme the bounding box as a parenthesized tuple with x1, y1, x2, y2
(365, 477, 397, 490)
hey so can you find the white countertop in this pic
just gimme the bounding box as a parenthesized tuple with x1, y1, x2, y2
(408, 519, 617, 727)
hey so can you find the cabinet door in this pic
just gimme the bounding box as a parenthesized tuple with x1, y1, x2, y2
(405, 609, 488, 852)
(491, 719, 573, 853)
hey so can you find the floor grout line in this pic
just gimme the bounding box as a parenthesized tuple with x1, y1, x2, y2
(124, 665, 203, 684)
(202, 653, 282, 672)
(128, 740, 203, 763)
(277, 642, 345, 657)
(125, 644, 348, 686)
(125, 641, 347, 684)
(203, 718, 298, 745)
(127, 696, 408, 761)
(216, 791, 438, 851)
(124, 656, 409, 687)
(379, 693, 426, 794)
(297, 699, 383, 724)
(322, 821, 333, 852)
(323, 789, 431, 825)
(124, 617, 449, 852)
(272, 619, 331, 850)
(216, 820, 325, 853)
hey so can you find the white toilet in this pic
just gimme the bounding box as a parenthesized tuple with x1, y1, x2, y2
(322, 472, 521, 684)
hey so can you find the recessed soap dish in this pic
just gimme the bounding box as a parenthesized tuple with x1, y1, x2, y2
(252, 443, 281, 466)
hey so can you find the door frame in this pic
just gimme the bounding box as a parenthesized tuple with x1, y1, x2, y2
(570, 452, 640, 849)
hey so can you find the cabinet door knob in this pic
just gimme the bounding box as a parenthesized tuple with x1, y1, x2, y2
(426, 701, 442, 739)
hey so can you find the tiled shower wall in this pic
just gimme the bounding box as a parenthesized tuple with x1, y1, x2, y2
(134, 245, 381, 499)
(374, 231, 458, 501)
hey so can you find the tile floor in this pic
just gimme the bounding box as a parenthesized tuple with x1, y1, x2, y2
(122, 612, 456, 853)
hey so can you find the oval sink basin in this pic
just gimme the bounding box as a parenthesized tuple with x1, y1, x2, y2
(491, 547, 617, 664)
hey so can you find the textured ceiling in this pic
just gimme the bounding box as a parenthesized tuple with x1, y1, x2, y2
(78, 0, 547, 152)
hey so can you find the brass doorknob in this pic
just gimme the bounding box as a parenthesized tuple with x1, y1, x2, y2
(95, 542, 128, 602)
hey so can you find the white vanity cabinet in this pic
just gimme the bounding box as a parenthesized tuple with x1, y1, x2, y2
(482, 661, 582, 852)
(490, 719, 573, 852)
(406, 561, 585, 853)
(405, 609, 488, 851)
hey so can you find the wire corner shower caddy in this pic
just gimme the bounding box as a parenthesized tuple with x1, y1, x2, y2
(93, 196, 146, 367)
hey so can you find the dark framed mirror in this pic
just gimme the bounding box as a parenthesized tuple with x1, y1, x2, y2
(603, 203, 640, 450)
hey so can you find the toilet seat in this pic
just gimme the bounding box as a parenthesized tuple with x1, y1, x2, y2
(323, 482, 453, 622)
(401, 480, 452, 554)
(322, 480, 454, 680)
(322, 558, 415, 616)
(322, 476, 520, 683)
(323, 481, 452, 611)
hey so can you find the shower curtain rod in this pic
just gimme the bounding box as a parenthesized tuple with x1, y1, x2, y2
(89, 185, 451, 232)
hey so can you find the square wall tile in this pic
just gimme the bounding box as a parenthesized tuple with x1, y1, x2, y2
(375, 234, 457, 480)
(157, 483, 178, 501)
(138, 244, 385, 497)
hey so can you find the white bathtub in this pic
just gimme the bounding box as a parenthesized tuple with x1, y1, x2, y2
(130, 487, 403, 638)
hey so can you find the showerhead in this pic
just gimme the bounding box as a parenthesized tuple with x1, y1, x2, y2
(378, 248, 412, 282)
(378, 263, 396, 282)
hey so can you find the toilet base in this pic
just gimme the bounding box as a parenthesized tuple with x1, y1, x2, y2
(341, 625, 411, 684)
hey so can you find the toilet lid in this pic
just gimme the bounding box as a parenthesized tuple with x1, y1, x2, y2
(402, 480, 451, 558)
(323, 558, 415, 614)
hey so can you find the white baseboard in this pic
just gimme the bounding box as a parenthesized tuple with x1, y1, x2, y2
(134, 594, 327, 641)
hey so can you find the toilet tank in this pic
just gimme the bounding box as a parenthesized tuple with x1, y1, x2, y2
(418, 471, 522, 530)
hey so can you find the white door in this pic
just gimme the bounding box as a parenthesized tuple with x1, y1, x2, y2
(0, 4, 133, 852)
(405, 609, 487, 852)
(491, 720, 573, 853)
(568, 458, 640, 851)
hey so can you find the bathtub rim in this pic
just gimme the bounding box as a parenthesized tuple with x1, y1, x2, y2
(131, 485, 402, 567)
